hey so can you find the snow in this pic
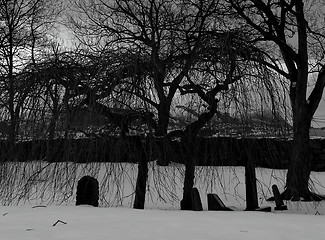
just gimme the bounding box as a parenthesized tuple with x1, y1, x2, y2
(1, 162, 325, 239)
(1, 205, 324, 240)
(0, 205, 322, 240)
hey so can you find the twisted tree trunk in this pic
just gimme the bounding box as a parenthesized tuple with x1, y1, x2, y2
(180, 109, 217, 210)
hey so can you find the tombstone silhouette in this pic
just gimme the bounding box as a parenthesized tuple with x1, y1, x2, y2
(272, 184, 288, 210)
(76, 176, 99, 207)
(191, 188, 203, 211)
(207, 193, 233, 211)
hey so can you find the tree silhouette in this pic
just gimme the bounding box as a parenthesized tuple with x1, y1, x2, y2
(229, 0, 325, 200)
(0, 0, 62, 144)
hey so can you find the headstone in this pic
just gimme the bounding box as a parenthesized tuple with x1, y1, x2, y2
(191, 188, 203, 211)
(272, 184, 288, 210)
(76, 176, 99, 207)
(207, 193, 233, 211)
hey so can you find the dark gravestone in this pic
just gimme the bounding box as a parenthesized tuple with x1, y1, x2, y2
(207, 193, 233, 211)
(272, 184, 288, 211)
(76, 176, 99, 207)
(191, 188, 203, 211)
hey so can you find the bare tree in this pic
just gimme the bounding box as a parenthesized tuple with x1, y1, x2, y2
(228, 0, 325, 200)
(68, 0, 289, 209)
(0, 0, 63, 144)
(69, 0, 225, 136)
(172, 29, 285, 209)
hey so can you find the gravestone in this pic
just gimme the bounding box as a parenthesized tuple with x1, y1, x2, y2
(76, 176, 99, 207)
(191, 188, 203, 211)
(272, 184, 288, 210)
(207, 193, 233, 211)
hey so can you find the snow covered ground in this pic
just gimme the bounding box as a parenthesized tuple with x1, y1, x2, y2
(1, 205, 324, 240)
(1, 162, 325, 239)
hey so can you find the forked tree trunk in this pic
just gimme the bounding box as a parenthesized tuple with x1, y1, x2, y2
(282, 0, 325, 201)
(282, 63, 325, 201)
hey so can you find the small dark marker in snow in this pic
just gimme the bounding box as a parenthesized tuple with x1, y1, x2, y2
(53, 220, 67, 226)
(315, 211, 321, 215)
(32, 205, 47, 209)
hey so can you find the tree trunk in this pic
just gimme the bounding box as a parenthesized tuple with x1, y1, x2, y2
(48, 114, 58, 142)
(180, 108, 217, 210)
(155, 102, 171, 166)
(133, 155, 148, 209)
(48, 104, 59, 142)
(284, 105, 312, 200)
(244, 139, 259, 210)
(133, 137, 149, 209)
(156, 102, 170, 136)
(282, 64, 325, 201)
(180, 137, 197, 210)
(282, 1, 325, 201)
(48, 84, 60, 141)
